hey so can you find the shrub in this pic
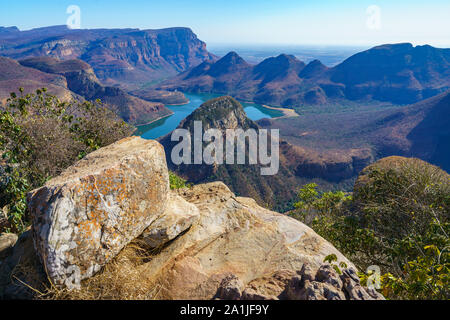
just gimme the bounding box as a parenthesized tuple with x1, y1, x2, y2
(169, 171, 189, 190)
(290, 157, 450, 300)
(0, 88, 133, 233)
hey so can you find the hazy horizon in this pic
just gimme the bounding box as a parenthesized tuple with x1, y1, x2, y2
(3, 24, 448, 49)
(1, 0, 450, 47)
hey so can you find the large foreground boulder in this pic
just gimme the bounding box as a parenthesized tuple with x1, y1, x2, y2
(0, 233, 18, 260)
(140, 192, 200, 248)
(27, 137, 169, 288)
(137, 182, 361, 299)
(9, 137, 385, 299)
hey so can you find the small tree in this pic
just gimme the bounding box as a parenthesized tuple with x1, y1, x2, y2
(0, 88, 133, 233)
(290, 158, 449, 299)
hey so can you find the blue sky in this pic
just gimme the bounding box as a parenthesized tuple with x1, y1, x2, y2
(1, 0, 450, 46)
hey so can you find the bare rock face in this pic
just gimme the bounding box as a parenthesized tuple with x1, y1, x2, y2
(0, 233, 18, 260)
(14, 137, 385, 300)
(215, 274, 245, 300)
(27, 137, 169, 288)
(140, 192, 200, 248)
(216, 263, 384, 301)
(242, 270, 296, 300)
(285, 264, 347, 300)
(140, 182, 356, 300)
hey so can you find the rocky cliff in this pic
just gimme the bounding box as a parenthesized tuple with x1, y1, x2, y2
(0, 25, 216, 90)
(0, 136, 383, 300)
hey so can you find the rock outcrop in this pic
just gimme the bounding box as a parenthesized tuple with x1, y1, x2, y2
(0, 230, 45, 299)
(14, 137, 384, 300)
(27, 137, 169, 288)
(140, 192, 200, 248)
(214, 263, 384, 300)
(138, 182, 356, 299)
(0, 233, 18, 260)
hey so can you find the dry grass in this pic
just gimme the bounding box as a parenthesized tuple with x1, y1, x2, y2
(5, 237, 168, 300)
(46, 239, 167, 300)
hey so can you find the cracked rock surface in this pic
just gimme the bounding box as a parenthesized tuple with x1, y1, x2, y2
(13, 137, 384, 300)
(27, 137, 169, 288)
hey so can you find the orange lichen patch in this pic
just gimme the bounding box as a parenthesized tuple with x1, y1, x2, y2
(77, 220, 102, 245)
(78, 169, 128, 220)
(67, 163, 168, 260)
(67, 168, 133, 259)
(26, 137, 170, 289)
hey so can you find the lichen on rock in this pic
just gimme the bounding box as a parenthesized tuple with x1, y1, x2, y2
(17, 136, 385, 300)
(27, 137, 169, 288)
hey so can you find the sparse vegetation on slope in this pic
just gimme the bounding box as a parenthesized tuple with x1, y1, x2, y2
(18, 57, 174, 125)
(291, 156, 449, 300)
(0, 88, 133, 233)
(169, 171, 189, 190)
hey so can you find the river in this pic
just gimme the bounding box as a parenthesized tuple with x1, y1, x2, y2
(136, 93, 283, 140)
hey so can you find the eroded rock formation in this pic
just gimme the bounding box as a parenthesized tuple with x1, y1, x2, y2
(3, 136, 384, 300)
(27, 137, 169, 288)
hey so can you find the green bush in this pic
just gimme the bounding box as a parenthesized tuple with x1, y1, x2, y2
(290, 157, 450, 300)
(0, 88, 133, 233)
(169, 171, 189, 190)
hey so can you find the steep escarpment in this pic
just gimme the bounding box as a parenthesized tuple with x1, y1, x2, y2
(0, 25, 216, 89)
(160, 43, 450, 107)
(0, 136, 383, 300)
(15, 56, 173, 125)
(367, 89, 450, 171)
(0, 56, 73, 103)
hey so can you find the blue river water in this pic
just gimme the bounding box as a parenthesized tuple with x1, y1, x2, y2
(137, 93, 283, 140)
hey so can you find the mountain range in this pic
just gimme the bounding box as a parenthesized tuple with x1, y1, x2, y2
(1, 25, 448, 195)
(259, 89, 450, 178)
(159, 43, 450, 106)
(0, 25, 216, 90)
(159, 90, 449, 210)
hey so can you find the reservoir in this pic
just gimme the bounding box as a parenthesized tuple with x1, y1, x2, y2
(137, 93, 283, 140)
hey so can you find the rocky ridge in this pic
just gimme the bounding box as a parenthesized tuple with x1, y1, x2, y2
(160, 43, 450, 106)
